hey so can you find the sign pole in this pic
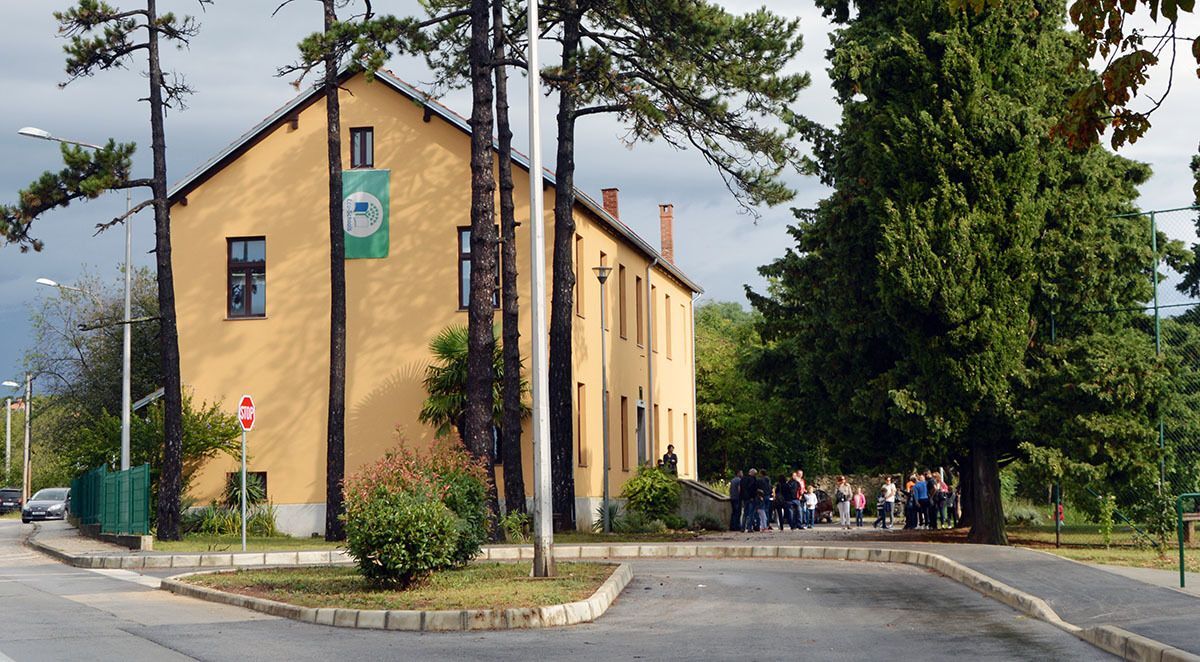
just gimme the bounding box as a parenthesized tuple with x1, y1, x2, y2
(241, 426, 247, 552)
(237, 394, 255, 552)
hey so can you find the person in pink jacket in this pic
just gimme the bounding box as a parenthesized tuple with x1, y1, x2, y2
(852, 488, 867, 527)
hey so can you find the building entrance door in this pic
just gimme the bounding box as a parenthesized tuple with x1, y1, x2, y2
(636, 401, 646, 466)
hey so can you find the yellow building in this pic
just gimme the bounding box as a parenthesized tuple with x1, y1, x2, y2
(168, 70, 701, 535)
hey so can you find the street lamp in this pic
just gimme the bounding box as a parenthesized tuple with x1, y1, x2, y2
(17, 126, 103, 150)
(1, 375, 34, 502)
(1, 380, 18, 480)
(22, 125, 134, 473)
(593, 264, 613, 534)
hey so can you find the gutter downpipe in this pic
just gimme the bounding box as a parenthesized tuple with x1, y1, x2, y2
(645, 258, 658, 467)
(691, 292, 701, 478)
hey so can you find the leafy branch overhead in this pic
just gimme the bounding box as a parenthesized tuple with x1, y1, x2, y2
(947, 0, 1199, 149)
(0, 142, 143, 252)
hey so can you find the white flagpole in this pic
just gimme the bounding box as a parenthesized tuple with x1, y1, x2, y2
(527, 0, 555, 578)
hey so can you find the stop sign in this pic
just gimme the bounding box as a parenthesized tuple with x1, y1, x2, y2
(238, 395, 255, 431)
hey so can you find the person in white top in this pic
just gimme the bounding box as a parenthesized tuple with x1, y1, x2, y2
(803, 488, 818, 529)
(880, 476, 897, 529)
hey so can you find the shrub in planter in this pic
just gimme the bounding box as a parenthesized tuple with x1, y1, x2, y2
(346, 489, 459, 588)
(343, 440, 490, 587)
(620, 465, 681, 522)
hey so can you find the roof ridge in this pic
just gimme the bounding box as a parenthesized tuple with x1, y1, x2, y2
(169, 69, 701, 293)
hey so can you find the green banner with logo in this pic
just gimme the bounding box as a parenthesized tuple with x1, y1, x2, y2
(343, 169, 389, 259)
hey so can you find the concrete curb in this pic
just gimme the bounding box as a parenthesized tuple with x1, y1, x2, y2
(161, 562, 633, 631)
(30, 527, 1200, 659)
(24, 526, 356, 569)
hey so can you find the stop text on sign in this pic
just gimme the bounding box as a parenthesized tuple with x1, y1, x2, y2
(238, 394, 255, 431)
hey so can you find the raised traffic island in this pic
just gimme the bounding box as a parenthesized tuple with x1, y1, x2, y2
(161, 561, 632, 631)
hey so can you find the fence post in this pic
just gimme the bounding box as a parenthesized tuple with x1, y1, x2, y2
(1179, 493, 1199, 588)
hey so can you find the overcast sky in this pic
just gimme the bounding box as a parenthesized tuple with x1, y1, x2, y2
(2, 2, 1198, 386)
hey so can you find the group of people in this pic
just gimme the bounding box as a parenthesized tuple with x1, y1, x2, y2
(729, 469, 870, 532)
(900, 470, 956, 530)
(728, 469, 957, 532)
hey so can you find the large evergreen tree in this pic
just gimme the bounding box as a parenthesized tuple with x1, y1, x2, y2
(753, 0, 1156, 544)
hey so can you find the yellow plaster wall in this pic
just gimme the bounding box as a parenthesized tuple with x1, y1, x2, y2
(170, 74, 698, 510)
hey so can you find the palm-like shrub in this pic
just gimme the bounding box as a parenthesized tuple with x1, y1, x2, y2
(418, 325, 528, 438)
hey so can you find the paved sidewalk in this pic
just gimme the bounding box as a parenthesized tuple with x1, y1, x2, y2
(708, 526, 1200, 655)
(32, 521, 134, 555)
(1091, 562, 1200, 598)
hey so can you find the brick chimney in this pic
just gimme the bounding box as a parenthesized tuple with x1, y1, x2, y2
(601, 187, 620, 219)
(659, 204, 674, 264)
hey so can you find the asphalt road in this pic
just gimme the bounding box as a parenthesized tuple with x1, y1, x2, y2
(0, 521, 1109, 661)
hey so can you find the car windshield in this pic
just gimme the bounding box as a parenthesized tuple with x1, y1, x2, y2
(31, 489, 67, 501)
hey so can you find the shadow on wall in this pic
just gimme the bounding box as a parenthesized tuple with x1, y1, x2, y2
(345, 359, 430, 474)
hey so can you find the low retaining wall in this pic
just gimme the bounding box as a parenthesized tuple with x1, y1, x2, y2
(161, 562, 633, 631)
(678, 480, 730, 530)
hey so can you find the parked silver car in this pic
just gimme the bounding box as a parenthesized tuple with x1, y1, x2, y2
(21, 488, 70, 524)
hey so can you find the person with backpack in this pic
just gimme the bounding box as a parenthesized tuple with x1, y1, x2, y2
(853, 487, 867, 527)
(835, 476, 853, 530)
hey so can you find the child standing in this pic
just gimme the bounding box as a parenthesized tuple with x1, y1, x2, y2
(804, 488, 818, 529)
(853, 488, 867, 527)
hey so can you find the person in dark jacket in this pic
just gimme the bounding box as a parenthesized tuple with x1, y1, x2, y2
(740, 468, 760, 531)
(729, 471, 743, 531)
(773, 475, 791, 530)
(757, 471, 772, 530)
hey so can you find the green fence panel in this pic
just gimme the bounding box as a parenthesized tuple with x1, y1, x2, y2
(73, 464, 150, 536)
(130, 465, 149, 535)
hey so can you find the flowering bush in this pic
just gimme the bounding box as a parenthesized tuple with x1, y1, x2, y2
(343, 440, 490, 587)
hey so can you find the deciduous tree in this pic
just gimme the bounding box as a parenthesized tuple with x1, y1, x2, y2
(0, 0, 208, 540)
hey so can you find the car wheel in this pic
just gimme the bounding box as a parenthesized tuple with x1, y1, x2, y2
(21, 518, 29, 524)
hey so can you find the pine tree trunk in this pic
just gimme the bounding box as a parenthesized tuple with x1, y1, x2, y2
(955, 454, 972, 530)
(464, 0, 501, 537)
(322, 0, 347, 542)
(967, 437, 1008, 544)
(548, 0, 580, 532)
(147, 0, 184, 542)
(494, 0, 526, 516)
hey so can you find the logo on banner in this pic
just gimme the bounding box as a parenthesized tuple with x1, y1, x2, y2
(343, 192, 384, 238)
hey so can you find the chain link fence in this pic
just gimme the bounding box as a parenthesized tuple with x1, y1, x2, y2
(1022, 206, 1200, 570)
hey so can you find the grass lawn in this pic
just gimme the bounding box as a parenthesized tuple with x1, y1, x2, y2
(1040, 545, 1200, 574)
(0, 511, 20, 520)
(184, 562, 615, 611)
(155, 535, 345, 553)
(1008, 524, 1200, 573)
